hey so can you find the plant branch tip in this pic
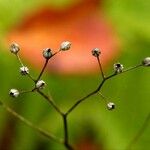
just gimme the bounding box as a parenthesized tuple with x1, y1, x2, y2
(43, 48, 53, 59)
(60, 41, 71, 51)
(107, 102, 115, 110)
(9, 89, 19, 98)
(92, 48, 101, 57)
(20, 66, 29, 75)
(114, 62, 124, 74)
(10, 43, 20, 54)
(36, 80, 46, 89)
(142, 57, 150, 67)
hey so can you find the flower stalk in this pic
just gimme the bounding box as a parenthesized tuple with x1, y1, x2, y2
(3, 42, 149, 150)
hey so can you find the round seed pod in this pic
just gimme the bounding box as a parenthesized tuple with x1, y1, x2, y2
(107, 102, 115, 110)
(43, 48, 53, 59)
(142, 57, 150, 67)
(113, 63, 124, 73)
(60, 41, 71, 51)
(20, 66, 29, 75)
(92, 48, 101, 57)
(9, 89, 19, 98)
(10, 43, 20, 54)
(36, 80, 46, 89)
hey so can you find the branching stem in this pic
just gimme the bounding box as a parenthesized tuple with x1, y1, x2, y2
(37, 90, 63, 116)
(105, 64, 142, 80)
(10, 47, 148, 150)
(97, 56, 105, 79)
(63, 115, 74, 150)
(65, 64, 142, 115)
(36, 50, 60, 82)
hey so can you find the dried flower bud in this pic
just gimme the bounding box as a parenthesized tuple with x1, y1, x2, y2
(107, 102, 115, 110)
(36, 80, 46, 89)
(9, 89, 19, 98)
(60, 41, 71, 51)
(114, 63, 124, 73)
(43, 48, 53, 59)
(142, 57, 150, 67)
(20, 66, 29, 75)
(92, 48, 101, 57)
(10, 43, 20, 54)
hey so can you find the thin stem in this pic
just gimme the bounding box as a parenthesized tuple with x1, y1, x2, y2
(16, 54, 24, 67)
(105, 64, 142, 80)
(65, 79, 106, 116)
(20, 89, 34, 94)
(27, 74, 36, 82)
(0, 100, 63, 144)
(37, 90, 63, 115)
(66, 64, 142, 116)
(126, 112, 150, 150)
(36, 50, 60, 82)
(36, 59, 49, 82)
(16, 54, 36, 82)
(97, 56, 105, 79)
(63, 115, 74, 150)
(53, 50, 61, 57)
(98, 92, 108, 103)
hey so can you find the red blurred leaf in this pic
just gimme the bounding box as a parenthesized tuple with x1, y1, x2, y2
(6, 0, 120, 74)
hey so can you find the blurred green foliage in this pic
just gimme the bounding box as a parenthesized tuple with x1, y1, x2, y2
(0, 0, 150, 150)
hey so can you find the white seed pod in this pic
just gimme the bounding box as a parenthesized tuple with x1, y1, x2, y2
(114, 63, 124, 73)
(9, 89, 19, 98)
(142, 57, 150, 67)
(36, 80, 46, 89)
(92, 48, 101, 57)
(43, 48, 53, 59)
(20, 66, 29, 75)
(10, 43, 20, 54)
(60, 41, 71, 51)
(107, 102, 115, 110)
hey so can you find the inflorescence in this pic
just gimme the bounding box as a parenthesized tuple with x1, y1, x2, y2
(0, 41, 149, 150)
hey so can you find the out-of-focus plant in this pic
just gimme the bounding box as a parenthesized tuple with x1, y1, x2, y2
(6, 0, 120, 74)
(0, 42, 149, 150)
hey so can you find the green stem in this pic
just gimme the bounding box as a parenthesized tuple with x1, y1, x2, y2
(65, 64, 142, 115)
(63, 115, 74, 150)
(126, 112, 150, 150)
(37, 90, 63, 115)
(36, 59, 49, 82)
(0, 100, 63, 143)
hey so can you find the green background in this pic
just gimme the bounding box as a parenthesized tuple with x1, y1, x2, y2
(0, 0, 150, 150)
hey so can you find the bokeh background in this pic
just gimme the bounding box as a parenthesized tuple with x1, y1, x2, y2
(0, 0, 149, 150)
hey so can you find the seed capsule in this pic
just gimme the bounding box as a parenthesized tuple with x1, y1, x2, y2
(114, 63, 124, 73)
(92, 48, 101, 57)
(9, 89, 19, 98)
(20, 66, 29, 75)
(10, 43, 20, 54)
(43, 48, 53, 59)
(107, 102, 115, 110)
(60, 41, 71, 51)
(36, 80, 46, 89)
(142, 57, 150, 67)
